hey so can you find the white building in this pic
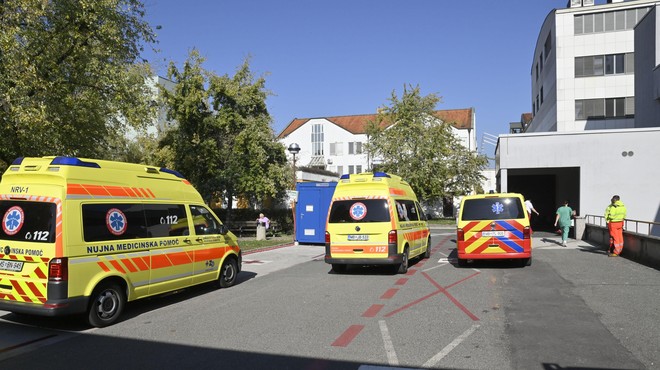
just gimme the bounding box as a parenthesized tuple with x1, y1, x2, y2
(277, 108, 477, 176)
(496, 0, 660, 232)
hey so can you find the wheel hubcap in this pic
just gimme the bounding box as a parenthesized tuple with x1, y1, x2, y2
(97, 291, 117, 318)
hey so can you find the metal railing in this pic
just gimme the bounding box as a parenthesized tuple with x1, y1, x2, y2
(585, 214, 660, 237)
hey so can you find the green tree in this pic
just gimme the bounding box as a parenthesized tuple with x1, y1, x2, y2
(366, 84, 487, 200)
(162, 50, 289, 209)
(0, 0, 156, 170)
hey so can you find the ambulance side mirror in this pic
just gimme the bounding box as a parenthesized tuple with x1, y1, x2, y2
(218, 224, 229, 235)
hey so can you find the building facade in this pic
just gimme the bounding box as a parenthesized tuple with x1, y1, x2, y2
(496, 0, 660, 232)
(277, 108, 477, 176)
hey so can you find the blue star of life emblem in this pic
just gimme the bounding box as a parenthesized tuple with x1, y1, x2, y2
(492, 202, 504, 215)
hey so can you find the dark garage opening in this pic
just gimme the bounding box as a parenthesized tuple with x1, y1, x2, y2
(505, 167, 580, 232)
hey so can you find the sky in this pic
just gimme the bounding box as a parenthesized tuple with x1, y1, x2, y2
(141, 0, 569, 155)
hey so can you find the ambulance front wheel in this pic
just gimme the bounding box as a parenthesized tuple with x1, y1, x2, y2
(218, 257, 238, 288)
(87, 282, 126, 328)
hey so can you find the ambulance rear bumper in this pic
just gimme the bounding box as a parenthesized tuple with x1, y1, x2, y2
(324, 255, 404, 265)
(0, 296, 88, 317)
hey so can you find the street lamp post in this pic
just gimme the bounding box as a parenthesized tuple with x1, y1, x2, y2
(287, 143, 300, 188)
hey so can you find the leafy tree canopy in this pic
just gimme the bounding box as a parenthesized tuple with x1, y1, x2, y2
(366, 84, 487, 200)
(0, 0, 156, 170)
(162, 50, 289, 208)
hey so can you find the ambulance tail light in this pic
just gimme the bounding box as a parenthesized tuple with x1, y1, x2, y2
(523, 226, 531, 240)
(388, 230, 397, 245)
(49, 258, 68, 281)
(457, 228, 465, 242)
(325, 232, 331, 256)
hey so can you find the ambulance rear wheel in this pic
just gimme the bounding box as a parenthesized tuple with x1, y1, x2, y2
(423, 237, 431, 259)
(457, 258, 468, 267)
(87, 282, 125, 328)
(218, 258, 238, 288)
(396, 248, 409, 274)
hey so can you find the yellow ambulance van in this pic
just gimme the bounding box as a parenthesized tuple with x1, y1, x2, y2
(0, 156, 241, 327)
(456, 192, 531, 267)
(325, 172, 431, 274)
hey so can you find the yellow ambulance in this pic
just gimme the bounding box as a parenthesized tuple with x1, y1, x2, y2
(0, 156, 241, 327)
(325, 172, 431, 274)
(456, 192, 531, 267)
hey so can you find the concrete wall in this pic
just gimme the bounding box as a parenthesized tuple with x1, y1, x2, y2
(497, 127, 660, 224)
(584, 224, 660, 269)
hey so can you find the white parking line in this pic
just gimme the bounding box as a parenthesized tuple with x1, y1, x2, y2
(379, 320, 399, 366)
(422, 324, 480, 368)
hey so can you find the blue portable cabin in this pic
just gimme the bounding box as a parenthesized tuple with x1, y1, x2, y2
(295, 182, 337, 244)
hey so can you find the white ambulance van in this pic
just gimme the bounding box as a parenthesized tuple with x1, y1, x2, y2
(0, 156, 241, 327)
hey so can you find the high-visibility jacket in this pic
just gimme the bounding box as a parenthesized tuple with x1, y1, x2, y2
(605, 200, 627, 222)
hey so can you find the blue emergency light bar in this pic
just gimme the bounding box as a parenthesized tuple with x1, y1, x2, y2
(50, 156, 101, 168)
(160, 167, 185, 179)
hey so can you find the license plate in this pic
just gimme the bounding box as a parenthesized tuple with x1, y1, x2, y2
(347, 234, 369, 241)
(482, 231, 505, 237)
(0, 260, 24, 272)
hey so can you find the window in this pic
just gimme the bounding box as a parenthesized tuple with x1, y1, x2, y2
(311, 123, 324, 156)
(594, 13, 604, 33)
(395, 200, 419, 222)
(575, 7, 651, 35)
(328, 199, 390, 223)
(348, 142, 363, 155)
(0, 201, 56, 243)
(83, 204, 149, 242)
(329, 143, 336, 156)
(540, 86, 544, 105)
(544, 32, 552, 59)
(576, 53, 632, 77)
(625, 53, 634, 73)
(189, 205, 222, 235)
(143, 204, 188, 237)
(535, 63, 539, 81)
(356, 165, 362, 173)
(575, 97, 634, 120)
(539, 54, 543, 73)
(337, 165, 343, 175)
(348, 165, 355, 174)
(460, 197, 525, 221)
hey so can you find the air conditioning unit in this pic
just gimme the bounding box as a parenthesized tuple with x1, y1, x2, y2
(327, 159, 333, 164)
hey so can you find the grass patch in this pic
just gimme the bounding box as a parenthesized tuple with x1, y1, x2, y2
(427, 218, 456, 225)
(237, 234, 294, 252)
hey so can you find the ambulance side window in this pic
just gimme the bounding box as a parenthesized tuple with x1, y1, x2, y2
(397, 200, 419, 221)
(189, 205, 221, 235)
(415, 202, 427, 221)
(143, 204, 188, 237)
(82, 204, 148, 242)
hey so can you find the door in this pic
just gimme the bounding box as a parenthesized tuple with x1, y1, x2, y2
(295, 183, 336, 244)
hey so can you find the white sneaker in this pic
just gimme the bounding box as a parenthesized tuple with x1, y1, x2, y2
(562, 241, 567, 247)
